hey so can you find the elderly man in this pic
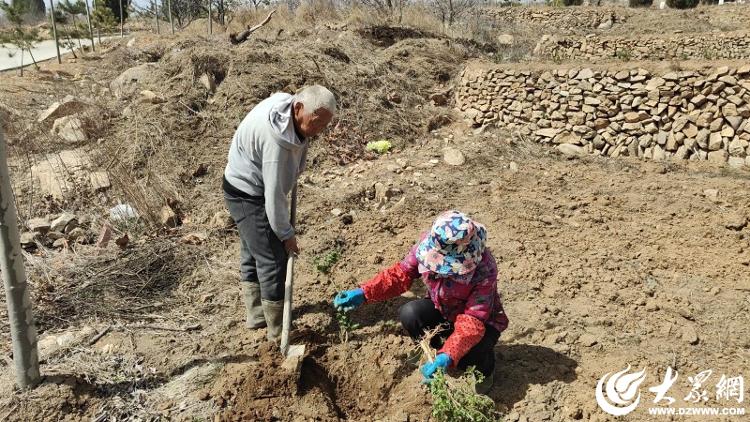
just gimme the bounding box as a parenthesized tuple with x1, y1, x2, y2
(224, 85, 336, 340)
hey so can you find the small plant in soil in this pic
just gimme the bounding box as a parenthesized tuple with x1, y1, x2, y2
(615, 48, 632, 62)
(418, 326, 500, 422)
(429, 368, 499, 422)
(314, 248, 341, 274)
(336, 310, 360, 343)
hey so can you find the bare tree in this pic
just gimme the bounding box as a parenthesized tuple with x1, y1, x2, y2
(249, 0, 269, 10)
(161, 0, 203, 29)
(359, 0, 409, 22)
(430, 0, 476, 27)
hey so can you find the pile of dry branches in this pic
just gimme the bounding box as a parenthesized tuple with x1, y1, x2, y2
(25, 239, 193, 331)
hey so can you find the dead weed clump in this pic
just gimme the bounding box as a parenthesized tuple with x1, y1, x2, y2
(25, 239, 195, 331)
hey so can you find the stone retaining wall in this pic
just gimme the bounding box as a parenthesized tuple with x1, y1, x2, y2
(486, 7, 628, 34)
(457, 64, 750, 167)
(534, 32, 750, 62)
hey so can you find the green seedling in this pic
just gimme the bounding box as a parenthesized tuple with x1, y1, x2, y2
(336, 310, 360, 343)
(429, 368, 500, 422)
(314, 249, 341, 274)
(417, 326, 500, 421)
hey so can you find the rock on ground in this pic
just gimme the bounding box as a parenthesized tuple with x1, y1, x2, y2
(110, 63, 158, 99)
(28, 217, 51, 233)
(38, 96, 90, 124)
(160, 206, 179, 228)
(443, 147, 466, 166)
(51, 115, 87, 143)
(51, 213, 77, 233)
(89, 172, 111, 191)
(497, 34, 515, 46)
(558, 144, 585, 157)
(31, 149, 93, 199)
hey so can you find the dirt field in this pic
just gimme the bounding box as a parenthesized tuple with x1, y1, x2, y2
(1, 5, 749, 422)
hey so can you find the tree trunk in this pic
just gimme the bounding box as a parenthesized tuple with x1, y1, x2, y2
(0, 127, 41, 390)
(120, 0, 125, 37)
(27, 48, 39, 70)
(84, 0, 96, 52)
(19, 49, 23, 77)
(207, 0, 212, 36)
(48, 0, 62, 64)
(153, 0, 160, 34)
(167, 0, 174, 34)
(67, 35, 79, 59)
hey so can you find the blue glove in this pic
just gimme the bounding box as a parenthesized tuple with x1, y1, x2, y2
(333, 288, 366, 311)
(421, 353, 452, 383)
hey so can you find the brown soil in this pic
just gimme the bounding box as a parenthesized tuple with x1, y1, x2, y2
(1, 6, 750, 422)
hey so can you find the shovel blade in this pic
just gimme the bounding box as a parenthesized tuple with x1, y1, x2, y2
(282, 344, 306, 373)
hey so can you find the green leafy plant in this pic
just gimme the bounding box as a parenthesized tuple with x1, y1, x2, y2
(335, 310, 360, 343)
(366, 140, 392, 154)
(313, 248, 341, 274)
(429, 368, 500, 422)
(417, 325, 500, 422)
(92, 2, 118, 39)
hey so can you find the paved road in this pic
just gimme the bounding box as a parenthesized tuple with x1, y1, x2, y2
(0, 37, 111, 71)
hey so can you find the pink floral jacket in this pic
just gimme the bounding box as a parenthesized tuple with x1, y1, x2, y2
(361, 242, 509, 363)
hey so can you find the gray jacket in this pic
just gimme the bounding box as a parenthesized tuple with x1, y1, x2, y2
(224, 93, 307, 241)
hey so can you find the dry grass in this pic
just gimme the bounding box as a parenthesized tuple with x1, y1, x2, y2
(417, 323, 450, 363)
(24, 239, 196, 332)
(230, 2, 504, 47)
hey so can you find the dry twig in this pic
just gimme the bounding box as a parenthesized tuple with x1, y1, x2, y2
(229, 10, 277, 45)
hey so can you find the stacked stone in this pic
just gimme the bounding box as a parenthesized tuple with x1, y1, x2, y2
(535, 32, 750, 62)
(458, 65, 750, 167)
(485, 7, 627, 34)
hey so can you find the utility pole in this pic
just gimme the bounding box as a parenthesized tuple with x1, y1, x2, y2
(167, 0, 174, 34)
(0, 127, 41, 390)
(49, 0, 62, 64)
(84, 0, 95, 52)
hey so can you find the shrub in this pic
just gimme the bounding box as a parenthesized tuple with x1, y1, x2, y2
(666, 0, 699, 8)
